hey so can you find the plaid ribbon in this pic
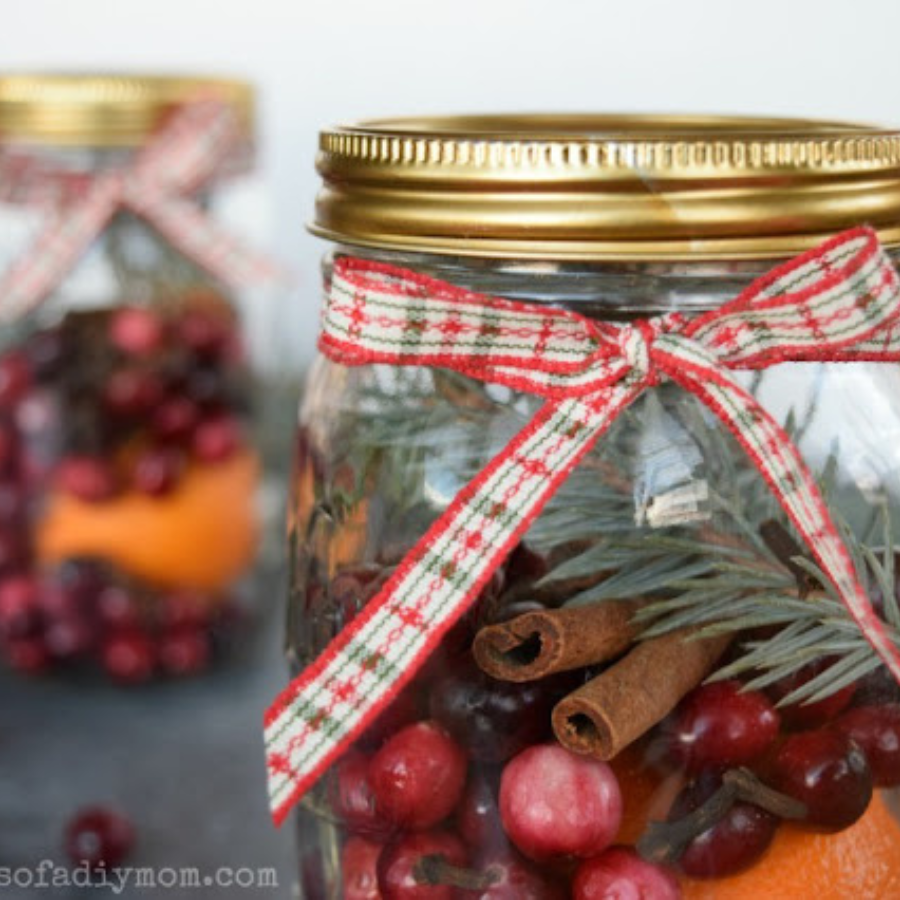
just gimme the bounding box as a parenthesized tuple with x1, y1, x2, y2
(265, 226, 900, 825)
(0, 99, 283, 323)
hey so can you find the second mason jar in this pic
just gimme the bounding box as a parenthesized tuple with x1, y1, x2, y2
(0, 74, 273, 683)
(287, 116, 900, 899)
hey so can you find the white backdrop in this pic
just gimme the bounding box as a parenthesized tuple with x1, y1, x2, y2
(5, 0, 900, 365)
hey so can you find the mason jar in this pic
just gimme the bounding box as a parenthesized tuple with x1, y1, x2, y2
(283, 116, 900, 899)
(0, 74, 273, 684)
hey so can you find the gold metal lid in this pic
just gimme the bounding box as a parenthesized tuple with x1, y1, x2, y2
(0, 73, 254, 146)
(312, 114, 900, 260)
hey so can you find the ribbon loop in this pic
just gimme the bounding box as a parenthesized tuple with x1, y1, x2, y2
(266, 226, 900, 826)
(0, 98, 286, 324)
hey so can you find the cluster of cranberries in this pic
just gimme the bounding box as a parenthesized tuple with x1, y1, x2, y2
(0, 299, 250, 681)
(655, 659, 900, 880)
(315, 550, 900, 898)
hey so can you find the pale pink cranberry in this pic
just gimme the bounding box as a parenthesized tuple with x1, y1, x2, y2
(108, 307, 166, 356)
(369, 721, 467, 830)
(573, 847, 682, 899)
(499, 743, 622, 862)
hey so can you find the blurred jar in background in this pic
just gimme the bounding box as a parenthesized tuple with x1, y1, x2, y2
(0, 74, 278, 684)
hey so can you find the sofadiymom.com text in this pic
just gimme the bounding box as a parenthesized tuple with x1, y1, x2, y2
(0, 860, 280, 894)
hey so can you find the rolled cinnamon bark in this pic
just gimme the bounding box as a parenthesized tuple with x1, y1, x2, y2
(472, 600, 644, 683)
(551, 629, 731, 760)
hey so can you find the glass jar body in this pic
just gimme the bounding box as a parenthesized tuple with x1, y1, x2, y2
(0, 139, 268, 683)
(289, 246, 900, 898)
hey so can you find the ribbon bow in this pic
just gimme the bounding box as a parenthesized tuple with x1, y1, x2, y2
(265, 227, 900, 825)
(0, 99, 283, 323)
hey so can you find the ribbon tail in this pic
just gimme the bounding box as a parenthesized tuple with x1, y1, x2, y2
(0, 179, 118, 323)
(138, 196, 289, 289)
(263, 382, 644, 825)
(663, 347, 900, 684)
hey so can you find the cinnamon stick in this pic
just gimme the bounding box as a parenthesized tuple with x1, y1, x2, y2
(551, 628, 731, 760)
(472, 600, 644, 683)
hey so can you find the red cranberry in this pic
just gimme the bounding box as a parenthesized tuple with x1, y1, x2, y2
(0, 479, 28, 523)
(767, 729, 873, 831)
(429, 658, 564, 763)
(369, 721, 467, 831)
(573, 847, 680, 899)
(3, 634, 51, 674)
(177, 308, 232, 359)
(108, 307, 166, 356)
(377, 831, 467, 900)
(159, 591, 212, 630)
(767, 660, 857, 729)
(342, 836, 384, 900)
(44, 614, 95, 661)
(456, 775, 509, 857)
(359, 683, 424, 751)
(191, 414, 241, 462)
(0, 575, 41, 639)
(0, 351, 32, 408)
(102, 368, 165, 418)
(65, 806, 135, 870)
(668, 774, 778, 878)
(101, 631, 156, 684)
(55, 455, 119, 503)
(333, 751, 390, 836)
(158, 627, 210, 677)
(505, 543, 550, 586)
(476, 851, 565, 900)
(96, 586, 143, 631)
(667, 680, 780, 773)
(499, 743, 622, 862)
(152, 397, 201, 443)
(837, 704, 900, 786)
(0, 420, 17, 473)
(131, 445, 184, 496)
(0, 529, 30, 572)
(27, 326, 67, 381)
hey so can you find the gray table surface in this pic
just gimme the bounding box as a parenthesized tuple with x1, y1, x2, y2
(0, 613, 296, 899)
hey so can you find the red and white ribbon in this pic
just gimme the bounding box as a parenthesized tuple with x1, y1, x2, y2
(265, 227, 900, 825)
(0, 99, 284, 322)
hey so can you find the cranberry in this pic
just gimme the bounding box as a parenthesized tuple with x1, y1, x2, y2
(191, 414, 241, 462)
(0, 479, 27, 523)
(369, 721, 467, 830)
(55, 455, 119, 503)
(429, 659, 563, 763)
(65, 806, 135, 870)
(108, 307, 166, 356)
(767, 660, 857, 729)
(499, 743, 622, 861)
(573, 847, 680, 899)
(44, 614, 95, 661)
(3, 634, 51, 674)
(152, 397, 201, 443)
(158, 627, 210, 677)
(767, 729, 873, 831)
(0, 529, 30, 572)
(131, 445, 184, 496)
(342, 836, 384, 900)
(96, 586, 143, 631)
(102, 368, 165, 418)
(667, 680, 780, 773)
(54, 559, 107, 604)
(837, 704, 900, 786)
(0, 350, 32, 407)
(668, 774, 778, 878)
(505, 543, 550, 586)
(177, 308, 232, 359)
(0, 420, 17, 473)
(456, 775, 509, 857)
(159, 591, 212, 630)
(0, 575, 41, 639)
(359, 684, 424, 751)
(101, 631, 156, 684)
(377, 831, 467, 900)
(476, 852, 565, 900)
(332, 751, 389, 836)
